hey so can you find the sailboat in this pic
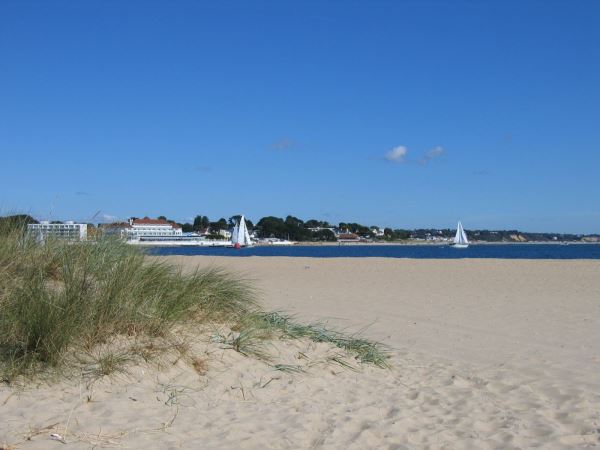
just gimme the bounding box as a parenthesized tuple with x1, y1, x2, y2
(231, 215, 253, 249)
(451, 221, 469, 248)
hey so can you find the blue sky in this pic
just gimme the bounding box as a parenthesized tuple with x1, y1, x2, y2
(1, 1, 599, 233)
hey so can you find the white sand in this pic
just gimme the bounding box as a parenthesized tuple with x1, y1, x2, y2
(2, 257, 600, 449)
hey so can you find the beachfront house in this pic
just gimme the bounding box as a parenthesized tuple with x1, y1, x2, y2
(197, 227, 212, 237)
(308, 226, 337, 234)
(27, 221, 88, 241)
(371, 227, 385, 237)
(218, 229, 232, 239)
(337, 233, 361, 243)
(125, 217, 183, 239)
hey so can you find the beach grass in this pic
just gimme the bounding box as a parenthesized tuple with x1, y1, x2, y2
(0, 222, 389, 381)
(239, 311, 391, 368)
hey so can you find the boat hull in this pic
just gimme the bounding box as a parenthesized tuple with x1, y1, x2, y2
(451, 244, 469, 249)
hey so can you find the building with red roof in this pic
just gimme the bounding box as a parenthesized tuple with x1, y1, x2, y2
(126, 217, 183, 239)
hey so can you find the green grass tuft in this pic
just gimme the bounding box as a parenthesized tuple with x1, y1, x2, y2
(0, 223, 256, 380)
(235, 311, 391, 368)
(0, 221, 389, 381)
(211, 329, 272, 361)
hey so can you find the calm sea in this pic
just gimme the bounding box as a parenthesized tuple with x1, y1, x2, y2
(148, 244, 600, 260)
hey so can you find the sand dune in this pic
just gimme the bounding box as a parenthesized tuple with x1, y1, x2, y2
(2, 257, 600, 449)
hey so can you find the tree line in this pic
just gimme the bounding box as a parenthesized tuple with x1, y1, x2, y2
(174, 214, 409, 242)
(152, 215, 597, 243)
(0, 214, 596, 242)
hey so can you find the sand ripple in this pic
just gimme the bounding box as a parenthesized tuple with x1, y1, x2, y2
(2, 340, 600, 449)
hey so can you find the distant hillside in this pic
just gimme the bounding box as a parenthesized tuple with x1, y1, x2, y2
(0, 214, 38, 231)
(410, 228, 597, 243)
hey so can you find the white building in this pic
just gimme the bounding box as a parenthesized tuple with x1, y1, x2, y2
(371, 227, 385, 237)
(27, 221, 87, 241)
(218, 229, 232, 239)
(308, 226, 338, 236)
(125, 217, 183, 239)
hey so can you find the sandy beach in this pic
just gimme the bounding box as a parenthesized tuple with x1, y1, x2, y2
(2, 257, 600, 449)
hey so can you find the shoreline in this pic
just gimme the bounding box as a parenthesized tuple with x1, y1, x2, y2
(139, 241, 600, 249)
(265, 240, 600, 246)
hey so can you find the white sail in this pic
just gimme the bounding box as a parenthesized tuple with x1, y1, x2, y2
(460, 223, 469, 244)
(231, 223, 240, 244)
(232, 215, 252, 247)
(453, 221, 469, 246)
(243, 222, 252, 246)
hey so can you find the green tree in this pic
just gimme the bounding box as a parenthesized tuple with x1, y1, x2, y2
(394, 229, 411, 240)
(312, 229, 336, 241)
(193, 215, 210, 231)
(305, 219, 323, 228)
(0, 215, 38, 236)
(256, 216, 287, 238)
(229, 215, 241, 227)
(209, 218, 228, 231)
(285, 215, 304, 227)
(0, 214, 38, 227)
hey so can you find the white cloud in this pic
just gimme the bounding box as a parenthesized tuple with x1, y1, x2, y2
(384, 145, 408, 163)
(384, 144, 444, 166)
(426, 145, 444, 159)
(419, 146, 444, 165)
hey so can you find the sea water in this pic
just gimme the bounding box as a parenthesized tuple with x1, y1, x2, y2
(148, 244, 600, 259)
